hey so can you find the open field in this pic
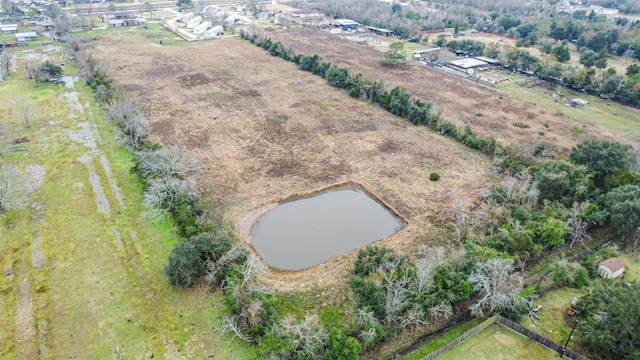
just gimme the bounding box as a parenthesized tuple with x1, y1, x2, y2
(497, 75, 640, 140)
(87, 32, 494, 291)
(437, 324, 561, 360)
(0, 45, 254, 358)
(270, 30, 639, 152)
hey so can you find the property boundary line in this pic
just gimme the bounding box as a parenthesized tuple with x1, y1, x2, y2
(416, 315, 589, 360)
(495, 316, 589, 360)
(417, 315, 497, 360)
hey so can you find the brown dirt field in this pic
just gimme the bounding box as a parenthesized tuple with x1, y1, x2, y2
(89, 34, 493, 291)
(269, 30, 635, 152)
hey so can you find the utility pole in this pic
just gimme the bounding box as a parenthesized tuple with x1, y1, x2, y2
(560, 320, 578, 358)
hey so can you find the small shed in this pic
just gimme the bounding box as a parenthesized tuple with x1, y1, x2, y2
(598, 257, 626, 279)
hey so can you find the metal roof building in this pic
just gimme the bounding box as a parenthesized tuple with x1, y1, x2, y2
(449, 58, 488, 70)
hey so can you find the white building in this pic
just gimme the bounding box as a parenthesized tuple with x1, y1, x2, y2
(193, 21, 212, 34)
(203, 25, 223, 39)
(187, 16, 202, 29)
(598, 257, 626, 279)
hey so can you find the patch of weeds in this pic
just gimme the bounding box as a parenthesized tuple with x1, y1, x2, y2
(512, 121, 530, 129)
(570, 126, 587, 135)
(538, 131, 544, 136)
(543, 123, 549, 128)
(430, 172, 440, 181)
(475, 112, 483, 117)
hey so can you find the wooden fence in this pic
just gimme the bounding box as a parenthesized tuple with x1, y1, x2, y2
(416, 315, 590, 360)
(418, 315, 497, 360)
(495, 316, 590, 360)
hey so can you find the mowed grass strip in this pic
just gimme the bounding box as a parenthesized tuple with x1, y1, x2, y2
(0, 48, 256, 359)
(437, 324, 561, 360)
(498, 79, 640, 141)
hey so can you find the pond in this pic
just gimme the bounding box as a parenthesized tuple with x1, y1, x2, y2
(251, 189, 403, 271)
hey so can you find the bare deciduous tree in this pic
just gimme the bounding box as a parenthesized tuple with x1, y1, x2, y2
(468, 258, 523, 317)
(448, 196, 481, 243)
(1, 51, 14, 80)
(375, 258, 424, 332)
(501, 171, 539, 206)
(238, 254, 266, 290)
(204, 243, 247, 284)
(568, 202, 591, 249)
(429, 303, 453, 320)
(268, 314, 328, 359)
(142, 176, 197, 217)
(11, 97, 36, 128)
(412, 245, 445, 294)
(135, 146, 202, 179)
(218, 315, 257, 343)
(0, 164, 25, 213)
(105, 100, 150, 150)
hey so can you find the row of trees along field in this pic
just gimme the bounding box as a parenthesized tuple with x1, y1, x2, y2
(234, 31, 640, 358)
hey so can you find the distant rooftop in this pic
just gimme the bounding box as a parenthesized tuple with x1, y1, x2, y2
(333, 19, 359, 26)
(450, 58, 487, 69)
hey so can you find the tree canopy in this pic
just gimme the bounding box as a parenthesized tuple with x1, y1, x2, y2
(378, 42, 406, 67)
(577, 281, 640, 360)
(570, 139, 632, 185)
(606, 185, 640, 236)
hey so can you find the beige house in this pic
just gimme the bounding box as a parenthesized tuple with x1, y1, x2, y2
(598, 257, 626, 279)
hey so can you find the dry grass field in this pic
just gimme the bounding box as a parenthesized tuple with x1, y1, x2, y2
(89, 34, 494, 291)
(270, 30, 637, 152)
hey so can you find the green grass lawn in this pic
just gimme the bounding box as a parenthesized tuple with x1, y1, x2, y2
(619, 252, 640, 282)
(0, 45, 256, 359)
(437, 324, 561, 360)
(522, 287, 585, 345)
(76, 21, 191, 46)
(402, 317, 486, 360)
(497, 77, 640, 140)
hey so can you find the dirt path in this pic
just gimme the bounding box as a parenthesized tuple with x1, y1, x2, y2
(14, 264, 37, 359)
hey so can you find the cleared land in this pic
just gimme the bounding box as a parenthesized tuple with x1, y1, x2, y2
(88, 33, 493, 291)
(437, 324, 560, 360)
(270, 30, 639, 152)
(0, 46, 254, 358)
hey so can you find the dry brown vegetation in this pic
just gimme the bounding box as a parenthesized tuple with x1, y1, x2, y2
(270, 30, 635, 152)
(90, 34, 493, 290)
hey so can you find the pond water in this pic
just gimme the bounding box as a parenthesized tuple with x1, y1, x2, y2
(251, 189, 403, 270)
